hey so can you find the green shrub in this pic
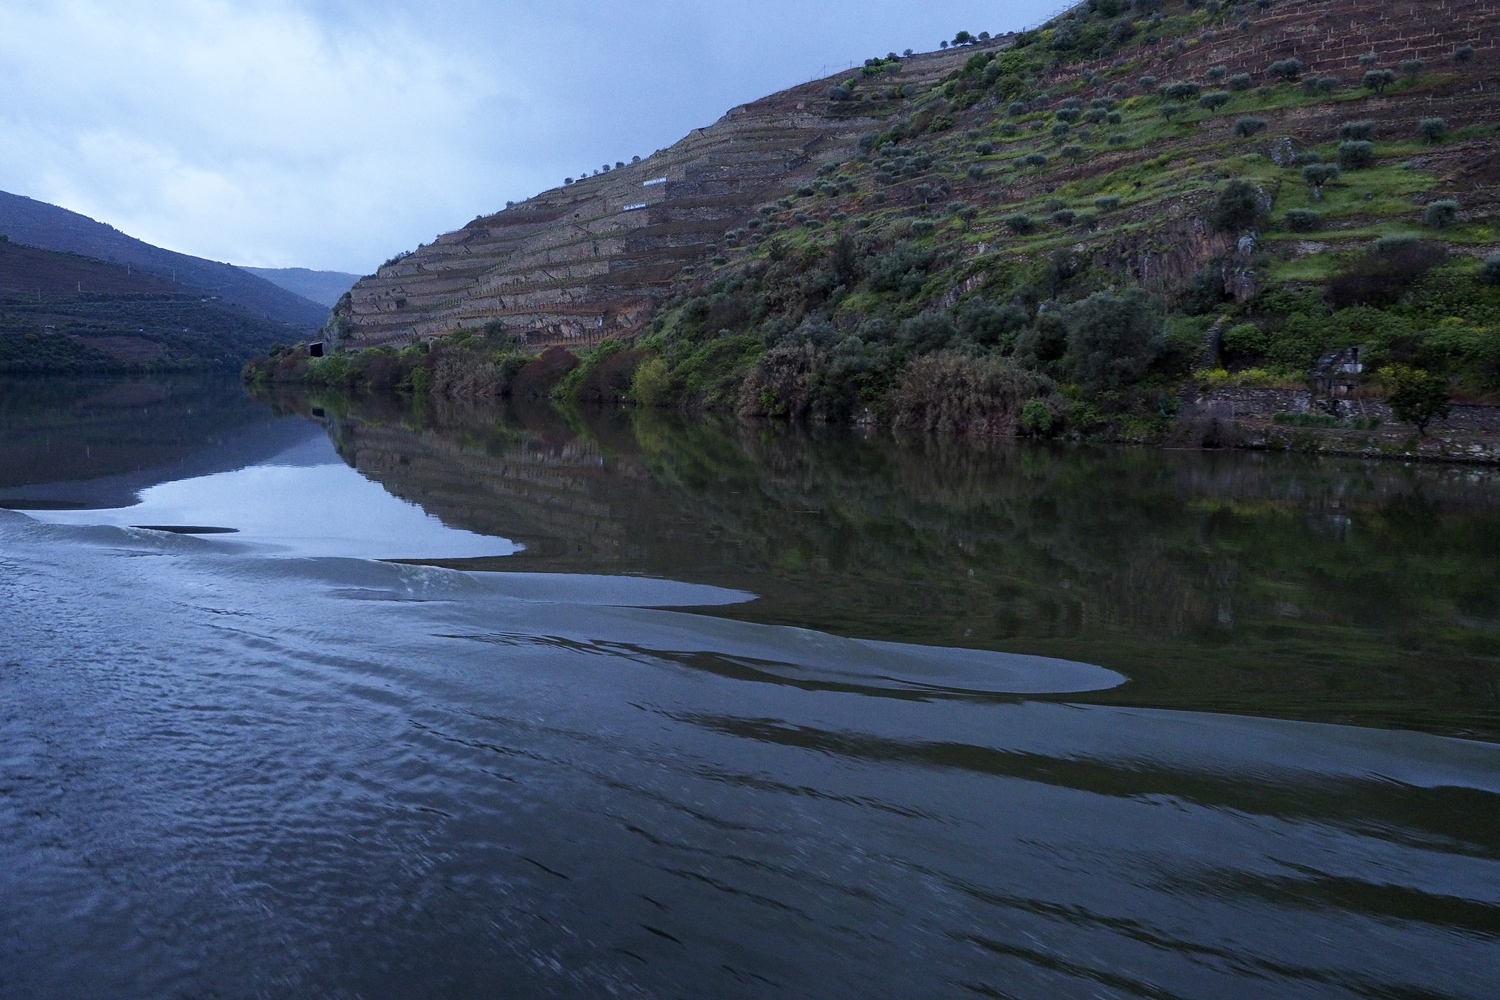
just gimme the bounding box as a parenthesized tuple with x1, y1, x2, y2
(1379, 363, 1451, 433)
(1058, 288, 1166, 393)
(888, 353, 1052, 438)
(1210, 179, 1264, 233)
(1337, 141, 1377, 170)
(1339, 120, 1375, 141)
(1482, 254, 1500, 286)
(958, 298, 1029, 349)
(1052, 209, 1077, 226)
(1005, 213, 1035, 234)
(1095, 195, 1122, 211)
(1234, 117, 1267, 138)
(1227, 73, 1253, 91)
(1019, 398, 1059, 436)
(1285, 209, 1323, 232)
(1418, 118, 1448, 144)
(1424, 200, 1459, 228)
(898, 312, 957, 353)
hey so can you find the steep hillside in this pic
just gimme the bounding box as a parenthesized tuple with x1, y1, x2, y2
(1, 239, 306, 373)
(303, 0, 1500, 446)
(241, 267, 360, 308)
(0, 238, 176, 296)
(337, 44, 980, 350)
(0, 191, 329, 329)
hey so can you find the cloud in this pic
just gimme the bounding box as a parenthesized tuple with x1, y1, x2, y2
(0, 0, 1056, 272)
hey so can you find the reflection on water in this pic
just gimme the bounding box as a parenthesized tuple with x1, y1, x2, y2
(1, 377, 1498, 1000)
(306, 391, 1500, 740)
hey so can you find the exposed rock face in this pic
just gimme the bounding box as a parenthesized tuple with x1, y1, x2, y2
(340, 49, 981, 351)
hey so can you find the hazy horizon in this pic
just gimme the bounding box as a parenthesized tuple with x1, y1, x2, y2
(0, 0, 1059, 274)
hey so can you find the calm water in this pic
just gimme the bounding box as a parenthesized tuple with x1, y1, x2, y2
(2, 376, 1499, 999)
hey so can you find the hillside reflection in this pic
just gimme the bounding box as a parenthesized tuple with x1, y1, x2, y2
(270, 389, 1500, 740)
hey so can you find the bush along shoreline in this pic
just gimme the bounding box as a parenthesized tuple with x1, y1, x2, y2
(247, 230, 1500, 463)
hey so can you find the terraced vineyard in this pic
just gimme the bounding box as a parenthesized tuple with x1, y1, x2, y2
(314, 0, 1499, 451)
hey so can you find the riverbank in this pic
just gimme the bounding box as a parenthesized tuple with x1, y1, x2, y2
(245, 337, 1500, 465)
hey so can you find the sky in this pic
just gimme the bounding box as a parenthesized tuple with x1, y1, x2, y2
(0, 1, 1062, 274)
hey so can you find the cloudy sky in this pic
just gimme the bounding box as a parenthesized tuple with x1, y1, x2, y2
(0, 1, 1060, 274)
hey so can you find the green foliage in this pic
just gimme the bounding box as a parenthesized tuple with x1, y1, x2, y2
(1418, 118, 1449, 144)
(1058, 288, 1166, 393)
(1364, 69, 1396, 94)
(1339, 120, 1375, 141)
(1005, 213, 1036, 234)
(1482, 255, 1500, 287)
(1424, 200, 1459, 229)
(1234, 117, 1267, 138)
(1199, 91, 1231, 112)
(1337, 141, 1377, 170)
(1380, 363, 1451, 433)
(1211, 180, 1264, 233)
(1285, 209, 1323, 232)
(1301, 163, 1340, 198)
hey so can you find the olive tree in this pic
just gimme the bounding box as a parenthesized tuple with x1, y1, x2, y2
(1364, 69, 1396, 94)
(1199, 90, 1231, 112)
(1418, 118, 1448, 144)
(1338, 141, 1377, 170)
(1424, 200, 1459, 228)
(1234, 117, 1267, 138)
(1302, 163, 1340, 200)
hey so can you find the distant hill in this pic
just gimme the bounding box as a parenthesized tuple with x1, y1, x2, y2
(0, 238, 176, 297)
(1, 238, 308, 373)
(0, 190, 329, 329)
(240, 267, 360, 308)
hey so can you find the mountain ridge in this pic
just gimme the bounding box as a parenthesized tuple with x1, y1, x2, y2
(0, 190, 329, 329)
(241, 267, 360, 309)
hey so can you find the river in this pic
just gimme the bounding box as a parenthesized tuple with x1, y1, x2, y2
(2, 376, 1498, 999)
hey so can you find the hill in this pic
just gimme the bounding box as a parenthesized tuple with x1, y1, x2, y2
(1, 238, 311, 373)
(303, 0, 1499, 445)
(0, 190, 329, 329)
(241, 267, 360, 308)
(0, 238, 176, 297)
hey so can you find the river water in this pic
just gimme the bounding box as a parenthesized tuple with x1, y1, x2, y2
(2, 376, 1498, 999)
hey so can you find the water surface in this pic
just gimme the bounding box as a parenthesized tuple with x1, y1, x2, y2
(2, 377, 1498, 999)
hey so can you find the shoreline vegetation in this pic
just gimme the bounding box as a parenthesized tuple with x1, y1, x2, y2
(251, 0, 1500, 462)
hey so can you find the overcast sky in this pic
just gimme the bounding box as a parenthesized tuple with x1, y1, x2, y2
(0, 0, 1060, 273)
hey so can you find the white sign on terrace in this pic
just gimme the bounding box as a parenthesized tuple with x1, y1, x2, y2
(643, 177, 668, 187)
